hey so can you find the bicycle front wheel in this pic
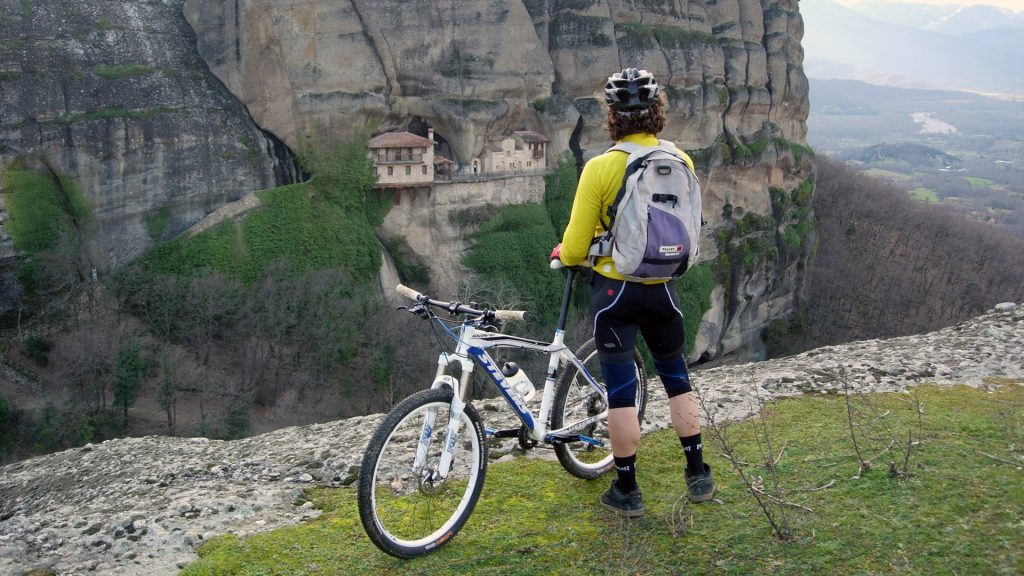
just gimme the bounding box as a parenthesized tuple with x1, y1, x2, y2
(358, 388, 487, 558)
(552, 338, 647, 479)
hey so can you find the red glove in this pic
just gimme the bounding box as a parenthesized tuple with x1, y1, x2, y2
(549, 243, 562, 261)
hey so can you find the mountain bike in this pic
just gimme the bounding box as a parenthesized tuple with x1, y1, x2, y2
(357, 267, 648, 558)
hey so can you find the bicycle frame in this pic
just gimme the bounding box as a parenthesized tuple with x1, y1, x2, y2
(414, 269, 607, 479)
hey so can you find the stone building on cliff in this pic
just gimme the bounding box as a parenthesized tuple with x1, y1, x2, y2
(473, 131, 549, 175)
(368, 131, 437, 189)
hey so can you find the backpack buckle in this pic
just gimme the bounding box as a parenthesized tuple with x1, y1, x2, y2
(651, 193, 678, 205)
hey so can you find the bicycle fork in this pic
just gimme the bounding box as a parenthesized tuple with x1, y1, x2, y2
(415, 350, 475, 481)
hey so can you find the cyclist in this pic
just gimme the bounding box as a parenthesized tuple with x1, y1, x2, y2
(550, 68, 714, 517)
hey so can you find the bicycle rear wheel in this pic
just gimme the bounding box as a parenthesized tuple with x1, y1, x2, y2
(551, 338, 647, 479)
(358, 388, 487, 558)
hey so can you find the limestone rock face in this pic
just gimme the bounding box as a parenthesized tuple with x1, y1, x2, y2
(186, 0, 812, 361)
(0, 0, 297, 279)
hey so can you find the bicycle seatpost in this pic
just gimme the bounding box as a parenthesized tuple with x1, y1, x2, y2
(555, 267, 577, 332)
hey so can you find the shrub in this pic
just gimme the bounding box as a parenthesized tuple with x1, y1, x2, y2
(23, 335, 53, 366)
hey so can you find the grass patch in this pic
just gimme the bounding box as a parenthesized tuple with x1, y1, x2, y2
(181, 383, 1024, 575)
(138, 182, 381, 283)
(862, 168, 913, 181)
(964, 176, 997, 189)
(909, 188, 938, 204)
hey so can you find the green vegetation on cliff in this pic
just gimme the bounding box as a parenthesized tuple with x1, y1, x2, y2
(2, 158, 90, 254)
(137, 136, 388, 283)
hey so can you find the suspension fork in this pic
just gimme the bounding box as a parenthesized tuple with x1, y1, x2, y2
(418, 333, 475, 478)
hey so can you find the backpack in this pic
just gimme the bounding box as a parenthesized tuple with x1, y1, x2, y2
(589, 140, 702, 282)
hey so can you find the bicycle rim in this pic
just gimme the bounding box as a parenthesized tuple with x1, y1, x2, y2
(358, 388, 486, 558)
(553, 339, 647, 479)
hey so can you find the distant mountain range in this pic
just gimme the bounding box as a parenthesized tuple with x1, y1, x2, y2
(801, 0, 1024, 96)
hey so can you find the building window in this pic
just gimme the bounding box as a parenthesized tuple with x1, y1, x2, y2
(387, 166, 393, 176)
(373, 166, 378, 176)
(422, 165, 428, 175)
(405, 166, 411, 176)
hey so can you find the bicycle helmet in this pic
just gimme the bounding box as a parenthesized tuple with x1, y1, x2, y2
(603, 68, 659, 111)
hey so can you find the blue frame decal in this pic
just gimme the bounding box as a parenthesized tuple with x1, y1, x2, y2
(467, 347, 535, 429)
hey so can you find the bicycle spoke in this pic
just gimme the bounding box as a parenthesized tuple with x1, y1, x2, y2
(359, 389, 486, 558)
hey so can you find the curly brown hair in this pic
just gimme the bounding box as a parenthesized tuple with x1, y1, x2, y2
(605, 94, 667, 141)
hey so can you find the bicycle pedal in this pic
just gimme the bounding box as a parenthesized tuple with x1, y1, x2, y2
(485, 427, 520, 439)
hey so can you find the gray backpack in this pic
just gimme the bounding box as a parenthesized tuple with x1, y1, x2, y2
(589, 140, 702, 281)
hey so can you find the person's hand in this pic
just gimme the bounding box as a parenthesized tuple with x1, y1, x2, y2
(549, 243, 562, 262)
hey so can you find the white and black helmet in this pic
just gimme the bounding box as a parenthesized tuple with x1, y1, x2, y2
(604, 68, 660, 111)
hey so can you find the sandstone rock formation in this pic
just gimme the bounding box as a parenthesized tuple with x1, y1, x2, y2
(2, 303, 1021, 575)
(185, 0, 813, 361)
(3, 0, 813, 363)
(0, 0, 298, 284)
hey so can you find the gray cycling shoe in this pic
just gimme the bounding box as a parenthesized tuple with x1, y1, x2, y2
(685, 463, 716, 502)
(600, 481, 645, 517)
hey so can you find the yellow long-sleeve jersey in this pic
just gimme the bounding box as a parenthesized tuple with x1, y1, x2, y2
(558, 133, 696, 283)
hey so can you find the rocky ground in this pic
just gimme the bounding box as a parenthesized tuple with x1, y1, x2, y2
(1, 303, 1021, 575)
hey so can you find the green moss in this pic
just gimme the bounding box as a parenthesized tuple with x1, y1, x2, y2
(93, 64, 154, 80)
(144, 207, 170, 241)
(588, 31, 612, 46)
(531, 97, 550, 113)
(20, 0, 31, 18)
(791, 177, 814, 207)
(381, 235, 430, 285)
(2, 158, 91, 254)
(615, 22, 655, 49)
(712, 21, 738, 35)
(676, 262, 714, 356)
(653, 26, 715, 49)
(663, 84, 681, 103)
(774, 137, 815, 164)
(0, 70, 24, 81)
(734, 211, 775, 237)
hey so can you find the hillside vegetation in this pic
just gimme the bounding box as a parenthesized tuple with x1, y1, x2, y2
(768, 156, 1024, 357)
(0, 137, 414, 461)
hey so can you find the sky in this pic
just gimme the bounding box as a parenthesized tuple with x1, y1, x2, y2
(835, 0, 1024, 11)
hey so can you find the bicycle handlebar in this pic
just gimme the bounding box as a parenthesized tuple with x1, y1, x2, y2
(395, 284, 526, 321)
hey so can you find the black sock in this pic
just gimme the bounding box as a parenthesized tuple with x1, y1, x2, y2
(680, 433, 705, 476)
(613, 454, 638, 493)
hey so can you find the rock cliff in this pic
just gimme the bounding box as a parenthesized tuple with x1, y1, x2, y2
(2, 303, 1021, 575)
(185, 0, 813, 361)
(0, 0, 298, 285)
(2, 0, 812, 361)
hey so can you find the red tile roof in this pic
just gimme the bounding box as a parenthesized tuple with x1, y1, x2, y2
(368, 132, 434, 149)
(434, 154, 455, 165)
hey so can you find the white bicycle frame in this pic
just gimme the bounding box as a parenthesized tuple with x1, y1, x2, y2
(417, 323, 608, 480)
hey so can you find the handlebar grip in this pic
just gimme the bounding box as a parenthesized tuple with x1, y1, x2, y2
(549, 259, 565, 270)
(395, 284, 423, 301)
(494, 310, 527, 321)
